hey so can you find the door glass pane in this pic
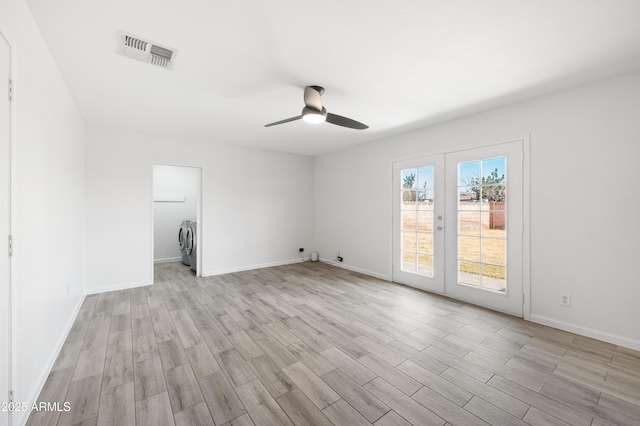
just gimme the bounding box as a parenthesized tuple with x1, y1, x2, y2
(489, 209, 506, 231)
(457, 157, 507, 293)
(417, 232, 433, 255)
(481, 158, 506, 210)
(480, 211, 490, 234)
(401, 211, 416, 230)
(482, 265, 506, 292)
(458, 236, 480, 262)
(417, 211, 433, 231)
(417, 189, 434, 210)
(459, 161, 480, 186)
(482, 238, 505, 266)
(418, 167, 434, 190)
(402, 169, 417, 189)
(458, 212, 480, 236)
(459, 261, 481, 287)
(418, 254, 433, 276)
(458, 187, 479, 209)
(402, 251, 416, 273)
(400, 166, 434, 277)
(482, 158, 505, 181)
(481, 188, 506, 210)
(402, 191, 417, 209)
(402, 232, 416, 252)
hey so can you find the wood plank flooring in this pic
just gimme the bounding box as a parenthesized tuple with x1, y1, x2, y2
(27, 262, 640, 425)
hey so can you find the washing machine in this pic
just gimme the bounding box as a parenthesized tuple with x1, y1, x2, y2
(178, 220, 191, 266)
(186, 220, 197, 272)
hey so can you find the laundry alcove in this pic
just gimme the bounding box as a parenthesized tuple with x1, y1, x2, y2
(153, 164, 198, 265)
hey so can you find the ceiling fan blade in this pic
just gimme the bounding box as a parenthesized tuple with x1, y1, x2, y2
(264, 116, 302, 127)
(326, 113, 369, 130)
(304, 86, 323, 111)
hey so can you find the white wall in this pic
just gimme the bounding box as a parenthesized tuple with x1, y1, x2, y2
(0, 0, 86, 424)
(85, 125, 314, 293)
(153, 165, 197, 262)
(315, 70, 640, 350)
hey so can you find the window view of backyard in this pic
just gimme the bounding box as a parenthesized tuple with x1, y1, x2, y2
(401, 167, 434, 277)
(457, 157, 507, 292)
(399, 157, 507, 291)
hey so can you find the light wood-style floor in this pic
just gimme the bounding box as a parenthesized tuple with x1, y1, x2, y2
(27, 261, 640, 426)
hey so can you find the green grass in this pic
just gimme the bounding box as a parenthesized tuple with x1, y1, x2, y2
(401, 228, 506, 279)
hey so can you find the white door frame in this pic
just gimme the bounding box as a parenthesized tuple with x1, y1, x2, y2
(150, 163, 204, 281)
(1, 29, 13, 426)
(390, 137, 530, 318)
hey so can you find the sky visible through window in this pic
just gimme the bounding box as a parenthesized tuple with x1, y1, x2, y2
(459, 157, 506, 186)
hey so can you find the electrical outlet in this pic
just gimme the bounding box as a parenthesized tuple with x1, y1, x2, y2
(337, 256, 343, 262)
(560, 293, 571, 307)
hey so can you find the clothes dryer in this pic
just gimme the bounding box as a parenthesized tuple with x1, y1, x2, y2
(178, 220, 191, 266)
(186, 220, 197, 272)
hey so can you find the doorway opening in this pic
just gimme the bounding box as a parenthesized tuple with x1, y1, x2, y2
(152, 164, 202, 279)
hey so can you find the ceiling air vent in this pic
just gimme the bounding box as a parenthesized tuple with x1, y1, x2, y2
(120, 32, 177, 70)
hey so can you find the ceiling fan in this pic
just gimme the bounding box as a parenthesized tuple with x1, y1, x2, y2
(265, 86, 369, 130)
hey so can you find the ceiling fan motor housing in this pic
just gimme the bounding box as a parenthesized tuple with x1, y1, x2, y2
(309, 85, 325, 95)
(302, 106, 327, 123)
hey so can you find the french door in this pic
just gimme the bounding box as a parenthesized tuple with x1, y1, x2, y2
(392, 155, 445, 293)
(393, 141, 524, 316)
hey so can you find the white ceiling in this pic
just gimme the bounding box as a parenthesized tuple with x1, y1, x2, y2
(26, 0, 640, 156)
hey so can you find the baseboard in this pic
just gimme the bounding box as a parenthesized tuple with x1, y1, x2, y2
(204, 258, 308, 277)
(85, 279, 153, 295)
(16, 294, 86, 426)
(154, 257, 181, 264)
(318, 258, 391, 281)
(529, 314, 640, 351)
